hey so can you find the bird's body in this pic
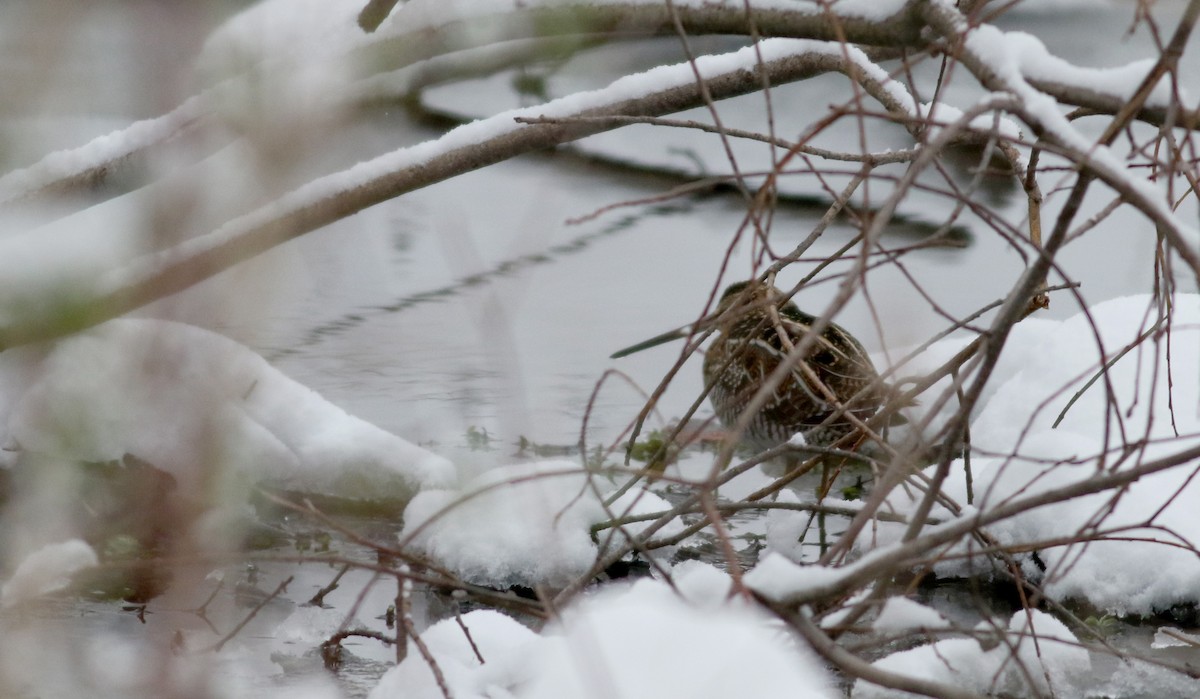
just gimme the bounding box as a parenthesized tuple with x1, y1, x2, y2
(701, 281, 887, 450)
(611, 279, 894, 451)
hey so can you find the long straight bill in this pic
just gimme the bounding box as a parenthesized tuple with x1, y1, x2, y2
(609, 324, 695, 359)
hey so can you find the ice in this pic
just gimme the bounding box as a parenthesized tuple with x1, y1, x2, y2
(1152, 627, 1200, 650)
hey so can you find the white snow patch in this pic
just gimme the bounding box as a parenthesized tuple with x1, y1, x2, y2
(920, 99, 1023, 143)
(0, 98, 207, 205)
(744, 552, 842, 602)
(764, 489, 810, 563)
(1, 539, 98, 607)
(997, 30, 1183, 106)
(1152, 627, 1200, 650)
(372, 563, 837, 699)
(871, 294, 1200, 616)
(520, 570, 836, 699)
(369, 609, 538, 699)
(199, 0, 367, 75)
(271, 605, 351, 645)
(400, 460, 678, 588)
(786, 431, 809, 447)
(961, 21, 1196, 242)
(873, 597, 951, 632)
(1, 319, 454, 502)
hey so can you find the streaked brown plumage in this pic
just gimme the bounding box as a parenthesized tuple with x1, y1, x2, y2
(612, 279, 893, 450)
(701, 280, 887, 449)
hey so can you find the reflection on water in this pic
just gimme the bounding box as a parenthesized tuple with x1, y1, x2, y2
(268, 197, 699, 362)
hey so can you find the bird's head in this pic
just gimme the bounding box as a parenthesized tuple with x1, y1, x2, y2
(610, 278, 802, 359)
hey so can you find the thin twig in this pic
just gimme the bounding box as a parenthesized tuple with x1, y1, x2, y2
(211, 576, 293, 653)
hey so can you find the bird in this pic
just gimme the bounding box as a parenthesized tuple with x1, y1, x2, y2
(611, 279, 896, 451)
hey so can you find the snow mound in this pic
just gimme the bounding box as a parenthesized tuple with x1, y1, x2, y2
(876, 294, 1200, 616)
(873, 597, 951, 632)
(371, 562, 838, 699)
(744, 552, 843, 602)
(0, 319, 454, 502)
(1, 539, 98, 607)
(400, 460, 679, 588)
(369, 609, 537, 699)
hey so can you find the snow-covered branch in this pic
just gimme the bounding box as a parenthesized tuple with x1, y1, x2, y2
(8, 0, 1196, 216)
(4, 1, 1200, 696)
(0, 39, 933, 349)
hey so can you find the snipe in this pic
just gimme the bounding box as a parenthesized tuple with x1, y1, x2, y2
(612, 279, 895, 450)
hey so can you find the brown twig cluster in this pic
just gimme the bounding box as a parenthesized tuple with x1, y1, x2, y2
(3, 0, 1200, 696)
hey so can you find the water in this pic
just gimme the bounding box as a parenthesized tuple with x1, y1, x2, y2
(2, 0, 1200, 696)
(229, 3, 1200, 464)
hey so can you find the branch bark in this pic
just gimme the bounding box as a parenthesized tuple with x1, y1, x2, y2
(0, 43, 921, 350)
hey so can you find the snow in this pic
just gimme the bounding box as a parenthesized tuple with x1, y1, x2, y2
(0, 0, 917, 214)
(198, 0, 367, 77)
(873, 597, 951, 632)
(1152, 627, 1200, 649)
(764, 489, 811, 562)
(519, 566, 834, 699)
(919, 99, 1023, 143)
(0, 97, 206, 205)
(964, 27, 1184, 107)
(369, 609, 538, 699)
(0, 318, 455, 502)
(958, 18, 1197, 247)
(875, 294, 1200, 616)
(271, 605, 353, 645)
(400, 459, 679, 588)
(743, 552, 843, 602)
(853, 610, 1090, 698)
(962, 296, 1200, 615)
(1006, 0, 1115, 10)
(109, 35, 915, 309)
(745, 294, 1200, 634)
(3, 0, 1198, 694)
(371, 562, 838, 699)
(198, 0, 914, 86)
(0, 539, 98, 607)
